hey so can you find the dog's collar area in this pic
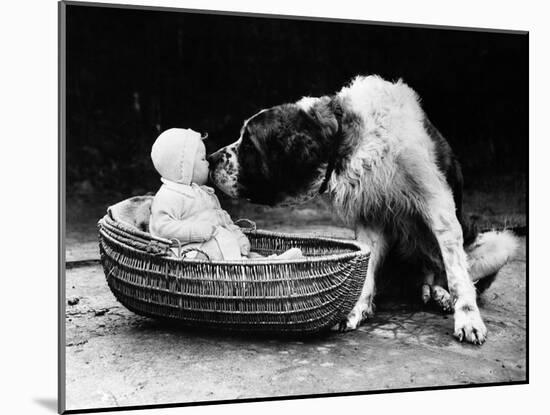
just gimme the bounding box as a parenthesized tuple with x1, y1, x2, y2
(319, 97, 344, 194)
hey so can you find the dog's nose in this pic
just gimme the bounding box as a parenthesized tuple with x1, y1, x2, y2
(207, 151, 222, 165)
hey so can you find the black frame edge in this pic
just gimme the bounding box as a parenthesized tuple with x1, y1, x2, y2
(62, 0, 528, 35)
(58, 1, 67, 414)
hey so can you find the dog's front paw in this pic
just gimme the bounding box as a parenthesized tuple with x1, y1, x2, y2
(335, 300, 374, 332)
(340, 310, 362, 331)
(453, 305, 487, 344)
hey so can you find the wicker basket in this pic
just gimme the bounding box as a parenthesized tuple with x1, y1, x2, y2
(98, 201, 369, 334)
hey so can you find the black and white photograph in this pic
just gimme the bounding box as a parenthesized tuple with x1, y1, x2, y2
(59, 1, 527, 413)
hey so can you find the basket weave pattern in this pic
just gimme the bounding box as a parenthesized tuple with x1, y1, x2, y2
(98, 215, 369, 334)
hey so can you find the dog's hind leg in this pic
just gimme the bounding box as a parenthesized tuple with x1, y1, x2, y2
(420, 270, 452, 312)
(339, 226, 387, 331)
(430, 275, 453, 312)
(421, 271, 434, 304)
(427, 185, 487, 344)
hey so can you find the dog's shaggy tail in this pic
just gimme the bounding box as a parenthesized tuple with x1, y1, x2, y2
(465, 230, 519, 293)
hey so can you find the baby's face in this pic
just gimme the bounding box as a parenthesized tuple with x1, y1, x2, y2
(192, 140, 210, 185)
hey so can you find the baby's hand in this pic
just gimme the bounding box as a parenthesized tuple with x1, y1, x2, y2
(240, 238, 251, 256)
(236, 232, 251, 256)
(218, 210, 232, 226)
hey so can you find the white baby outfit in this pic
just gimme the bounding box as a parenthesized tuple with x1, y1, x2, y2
(149, 128, 248, 260)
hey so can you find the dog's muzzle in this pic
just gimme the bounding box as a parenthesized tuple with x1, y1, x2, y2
(207, 146, 240, 198)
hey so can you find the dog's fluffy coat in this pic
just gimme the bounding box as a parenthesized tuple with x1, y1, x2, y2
(208, 75, 518, 344)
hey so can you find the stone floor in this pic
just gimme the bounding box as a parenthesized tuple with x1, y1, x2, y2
(63, 227, 526, 412)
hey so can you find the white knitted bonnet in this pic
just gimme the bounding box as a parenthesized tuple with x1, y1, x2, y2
(151, 128, 203, 185)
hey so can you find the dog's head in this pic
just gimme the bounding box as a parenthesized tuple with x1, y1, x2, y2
(208, 98, 340, 206)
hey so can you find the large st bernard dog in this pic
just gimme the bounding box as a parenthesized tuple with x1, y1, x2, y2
(208, 75, 518, 344)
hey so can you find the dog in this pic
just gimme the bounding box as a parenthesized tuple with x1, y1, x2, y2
(208, 75, 518, 344)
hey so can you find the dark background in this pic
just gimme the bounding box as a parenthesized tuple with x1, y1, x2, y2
(66, 4, 528, 198)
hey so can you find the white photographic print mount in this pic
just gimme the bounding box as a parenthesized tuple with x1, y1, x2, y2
(58, 1, 528, 413)
(2, 0, 541, 414)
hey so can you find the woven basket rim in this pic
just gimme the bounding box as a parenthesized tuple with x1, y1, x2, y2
(98, 214, 369, 265)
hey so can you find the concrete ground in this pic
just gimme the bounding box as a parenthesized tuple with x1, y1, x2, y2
(64, 217, 526, 411)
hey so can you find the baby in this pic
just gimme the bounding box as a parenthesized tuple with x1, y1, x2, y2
(149, 128, 303, 261)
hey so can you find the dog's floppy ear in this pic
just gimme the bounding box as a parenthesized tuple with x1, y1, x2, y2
(285, 130, 321, 163)
(245, 124, 271, 176)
